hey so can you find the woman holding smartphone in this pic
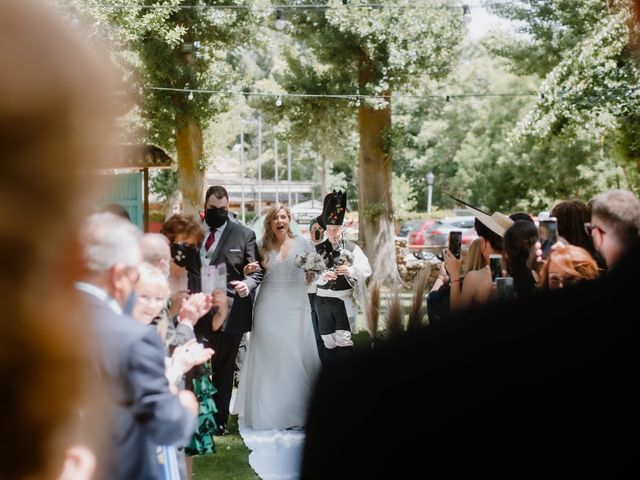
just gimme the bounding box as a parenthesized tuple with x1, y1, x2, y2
(444, 216, 509, 311)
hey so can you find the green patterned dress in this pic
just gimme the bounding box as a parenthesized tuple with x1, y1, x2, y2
(185, 361, 218, 456)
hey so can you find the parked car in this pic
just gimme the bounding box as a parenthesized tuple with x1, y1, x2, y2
(461, 227, 478, 246)
(398, 219, 424, 238)
(421, 216, 476, 249)
(407, 219, 438, 249)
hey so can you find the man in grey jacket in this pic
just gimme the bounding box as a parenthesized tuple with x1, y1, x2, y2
(77, 213, 198, 480)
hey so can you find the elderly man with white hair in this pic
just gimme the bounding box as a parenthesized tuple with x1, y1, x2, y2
(76, 212, 198, 480)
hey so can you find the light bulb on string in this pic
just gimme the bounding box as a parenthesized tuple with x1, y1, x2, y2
(355, 96, 361, 107)
(275, 9, 286, 31)
(275, 95, 283, 107)
(188, 90, 194, 101)
(462, 5, 472, 25)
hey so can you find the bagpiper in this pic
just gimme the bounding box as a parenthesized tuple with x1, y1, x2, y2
(314, 190, 372, 360)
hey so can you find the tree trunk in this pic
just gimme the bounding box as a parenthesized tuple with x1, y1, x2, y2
(319, 152, 327, 195)
(175, 120, 205, 217)
(357, 91, 399, 285)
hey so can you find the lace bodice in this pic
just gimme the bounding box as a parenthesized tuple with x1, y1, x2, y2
(261, 236, 314, 283)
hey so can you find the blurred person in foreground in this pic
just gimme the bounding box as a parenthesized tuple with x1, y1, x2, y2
(302, 211, 638, 479)
(304, 195, 638, 479)
(76, 213, 198, 480)
(0, 1, 118, 479)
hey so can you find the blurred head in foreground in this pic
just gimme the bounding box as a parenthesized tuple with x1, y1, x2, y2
(0, 1, 115, 478)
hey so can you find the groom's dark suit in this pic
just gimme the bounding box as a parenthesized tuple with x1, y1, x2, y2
(194, 219, 262, 429)
(82, 290, 196, 480)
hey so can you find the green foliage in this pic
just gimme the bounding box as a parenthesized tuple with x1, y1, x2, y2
(489, 0, 640, 194)
(361, 203, 385, 222)
(391, 173, 417, 219)
(150, 168, 179, 204)
(487, 0, 611, 76)
(288, 0, 464, 99)
(192, 415, 257, 479)
(393, 35, 626, 214)
(69, 0, 268, 151)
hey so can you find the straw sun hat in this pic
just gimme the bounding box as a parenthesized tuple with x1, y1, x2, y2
(449, 195, 514, 237)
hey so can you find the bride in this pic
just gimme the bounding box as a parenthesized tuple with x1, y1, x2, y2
(234, 203, 321, 430)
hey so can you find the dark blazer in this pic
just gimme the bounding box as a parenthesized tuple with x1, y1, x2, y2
(83, 292, 197, 480)
(301, 247, 638, 479)
(196, 220, 262, 337)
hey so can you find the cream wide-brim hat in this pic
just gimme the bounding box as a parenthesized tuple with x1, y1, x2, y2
(449, 195, 514, 237)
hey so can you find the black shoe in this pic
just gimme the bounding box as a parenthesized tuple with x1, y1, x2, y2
(214, 424, 230, 436)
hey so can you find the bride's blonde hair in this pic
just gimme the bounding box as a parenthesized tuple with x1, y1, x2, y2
(260, 203, 295, 271)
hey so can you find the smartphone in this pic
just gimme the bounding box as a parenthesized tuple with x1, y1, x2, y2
(201, 262, 228, 294)
(489, 254, 502, 283)
(496, 276, 514, 301)
(539, 218, 558, 259)
(314, 228, 322, 241)
(448, 231, 462, 259)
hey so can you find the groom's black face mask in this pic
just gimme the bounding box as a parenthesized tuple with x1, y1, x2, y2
(206, 207, 228, 229)
(171, 243, 200, 275)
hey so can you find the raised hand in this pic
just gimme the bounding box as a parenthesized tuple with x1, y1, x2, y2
(179, 292, 214, 326)
(172, 339, 214, 375)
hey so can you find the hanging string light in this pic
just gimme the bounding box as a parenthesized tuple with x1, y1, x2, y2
(462, 4, 472, 24)
(274, 8, 286, 30)
(145, 85, 640, 103)
(59, 2, 511, 12)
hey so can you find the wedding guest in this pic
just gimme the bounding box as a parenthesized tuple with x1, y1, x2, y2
(77, 213, 198, 480)
(464, 237, 487, 273)
(538, 243, 599, 289)
(132, 262, 215, 480)
(314, 190, 372, 360)
(141, 233, 172, 277)
(98, 203, 131, 222)
(445, 210, 513, 311)
(503, 220, 539, 298)
(161, 214, 217, 478)
(197, 185, 262, 436)
(587, 189, 640, 271)
(551, 199, 605, 269)
(233, 204, 321, 430)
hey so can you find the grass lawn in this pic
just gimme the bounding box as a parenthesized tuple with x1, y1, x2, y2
(192, 330, 376, 478)
(192, 414, 258, 479)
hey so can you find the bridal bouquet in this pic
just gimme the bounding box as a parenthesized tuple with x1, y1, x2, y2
(295, 251, 326, 284)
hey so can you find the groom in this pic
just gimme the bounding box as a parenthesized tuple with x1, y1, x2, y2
(195, 185, 262, 435)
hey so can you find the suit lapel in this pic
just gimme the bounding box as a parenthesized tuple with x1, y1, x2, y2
(209, 222, 234, 265)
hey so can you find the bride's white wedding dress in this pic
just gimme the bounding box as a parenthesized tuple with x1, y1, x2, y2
(234, 235, 321, 430)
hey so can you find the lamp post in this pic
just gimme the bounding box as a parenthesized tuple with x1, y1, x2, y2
(287, 143, 292, 206)
(232, 141, 245, 224)
(257, 116, 262, 217)
(426, 171, 435, 214)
